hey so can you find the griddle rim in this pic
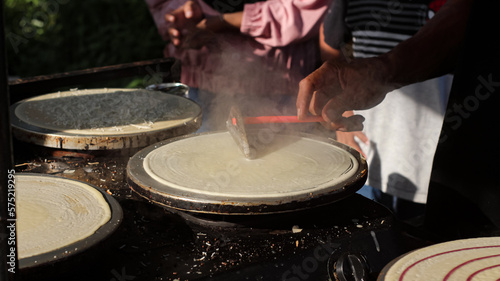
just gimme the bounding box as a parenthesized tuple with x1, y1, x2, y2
(127, 130, 367, 215)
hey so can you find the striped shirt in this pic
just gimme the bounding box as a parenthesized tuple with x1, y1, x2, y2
(323, 0, 446, 58)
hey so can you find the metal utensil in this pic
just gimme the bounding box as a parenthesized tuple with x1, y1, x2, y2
(243, 115, 324, 124)
(226, 106, 326, 159)
(226, 105, 256, 159)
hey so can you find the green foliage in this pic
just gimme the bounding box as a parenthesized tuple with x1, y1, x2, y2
(4, 0, 166, 78)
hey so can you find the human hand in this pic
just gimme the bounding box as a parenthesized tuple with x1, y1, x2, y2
(336, 131, 368, 157)
(335, 111, 368, 157)
(179, 16, 225, 49)
(165, 0, 204, 46)
(296, 57, 395, 131)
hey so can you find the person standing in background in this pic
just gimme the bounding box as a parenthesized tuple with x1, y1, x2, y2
(146, 0, 332, 130)
(297, 0, 500, 240)
(319, 0, 452, 221)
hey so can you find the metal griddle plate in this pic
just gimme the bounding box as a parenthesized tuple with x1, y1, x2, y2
(17, 173, 123, 270)
(10, 88, 202, 150)
(127, 130, 367, 215)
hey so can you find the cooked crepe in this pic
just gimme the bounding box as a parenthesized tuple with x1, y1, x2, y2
(16, 175, 111, 259)
(14, 88, 200, 135)
(143, 131, 359, 198)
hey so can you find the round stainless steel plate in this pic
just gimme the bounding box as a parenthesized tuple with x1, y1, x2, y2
(10, 88, 202, 150)
(16, 173, 122, 269)
(127, 130, 367, 215)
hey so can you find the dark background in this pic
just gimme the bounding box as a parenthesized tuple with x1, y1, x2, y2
(4, 0, 166, 87)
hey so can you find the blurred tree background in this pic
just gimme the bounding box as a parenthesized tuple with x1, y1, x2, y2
(4, 0, 166, 84)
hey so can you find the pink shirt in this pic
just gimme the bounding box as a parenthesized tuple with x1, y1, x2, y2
(146, 0, 331, 96)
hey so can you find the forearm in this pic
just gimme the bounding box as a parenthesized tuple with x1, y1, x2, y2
(382, 0, 473, 88)
(199, 11, 242, 32)
(222, 12, 242, 30)
(319, 23, 343, 62)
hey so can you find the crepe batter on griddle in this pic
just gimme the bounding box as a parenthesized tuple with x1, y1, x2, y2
(143, 132, 358, 198)
(14, 88, 199, 135)
(16, 175, 111, 259)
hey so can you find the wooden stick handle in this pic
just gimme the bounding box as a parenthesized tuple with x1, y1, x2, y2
(244, 115, 324, 124)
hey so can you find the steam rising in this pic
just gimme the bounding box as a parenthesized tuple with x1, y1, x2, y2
(190, 38, 330, 141)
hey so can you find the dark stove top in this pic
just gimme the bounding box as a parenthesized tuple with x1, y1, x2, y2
(14, 142, 428, 281)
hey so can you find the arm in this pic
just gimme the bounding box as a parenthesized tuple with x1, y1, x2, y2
(386, 0, 472, 87)
(318, 23, 342, 62)
(196, 11, 243, 32)
(296, 0, 473, 131)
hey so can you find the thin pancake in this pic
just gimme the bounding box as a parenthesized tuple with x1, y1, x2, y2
(143, 131, 358, 198)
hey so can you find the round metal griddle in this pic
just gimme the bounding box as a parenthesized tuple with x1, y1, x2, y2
(377, 237, 500, 281)
(127, 130, 367, 215)
(17, 173, 123, 270)
(10, 88, 202, 150)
